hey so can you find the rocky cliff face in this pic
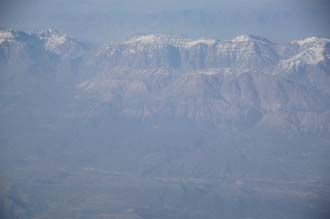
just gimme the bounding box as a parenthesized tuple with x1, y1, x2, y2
(86, 34, 279, 71)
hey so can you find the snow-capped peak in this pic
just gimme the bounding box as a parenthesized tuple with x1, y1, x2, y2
(125, 34, 217, 48)
(231, 34, 272, 44)
(39, 29, 62, 36)
(0, 30, 14, 44)
(181, 38, 217, 48)
(38, 29, 68, 51)
(285, 36, 330, 65)
(125, 34, 170, 45)
(0, 29, 35, 45)
(37, 29, 86, 58)
(292, 36, 330, 48)
(231, 35, 252, 42)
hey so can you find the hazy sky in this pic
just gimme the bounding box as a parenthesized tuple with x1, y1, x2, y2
(1, 0, 329, 44)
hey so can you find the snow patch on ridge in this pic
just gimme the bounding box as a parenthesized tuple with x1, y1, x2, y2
(125, 34, 168, 44)
(0, 31, 14, 44)
(182, 39, 217, 47)
(39, 29, 67, 51)
(292, 37, 330, 47)
(125, 34, 217, 48)
(288, 37, 330, 65)
(231, 34, 272, 44)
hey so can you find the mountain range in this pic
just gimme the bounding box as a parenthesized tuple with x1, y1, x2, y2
(1, 28, 329, 134)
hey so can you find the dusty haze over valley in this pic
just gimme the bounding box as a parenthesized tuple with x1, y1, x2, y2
(0, 1, 330, 219)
